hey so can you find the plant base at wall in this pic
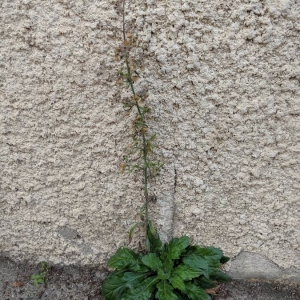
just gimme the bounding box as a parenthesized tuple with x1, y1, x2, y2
(102, 229, 230, 300)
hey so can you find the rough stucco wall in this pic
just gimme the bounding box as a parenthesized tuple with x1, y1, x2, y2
(0, 0, 136, 265)
(1, 0, 300, 275)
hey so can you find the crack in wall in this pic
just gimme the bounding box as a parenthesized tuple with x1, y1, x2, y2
(169, 165, 177, 239)
(156, 163, 177, 242)
(156, 160, 178, 242)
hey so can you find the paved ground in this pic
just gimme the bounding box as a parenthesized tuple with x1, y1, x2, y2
(213, 280, 300, 300)
(1, 255, 300, 300)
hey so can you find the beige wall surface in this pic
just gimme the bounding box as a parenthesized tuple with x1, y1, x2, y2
(1, 0, 300, 276)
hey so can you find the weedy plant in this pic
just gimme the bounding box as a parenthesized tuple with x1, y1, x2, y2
(102, 235, 230, 300)
(31, 262, 49, 286)
(102, 1, 230, 299)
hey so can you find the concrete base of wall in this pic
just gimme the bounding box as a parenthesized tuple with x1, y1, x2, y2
(214, 279, 300, 300)
(229, 251, 300, 283)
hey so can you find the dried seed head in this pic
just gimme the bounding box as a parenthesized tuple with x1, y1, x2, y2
(123, 39, 131, 47)
(132, 75, 138, 82)
(119, 163, 126, 172)
(116, 78, 123, 85)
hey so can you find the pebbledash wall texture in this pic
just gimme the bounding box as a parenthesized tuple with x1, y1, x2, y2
(1, 0, 300, 281)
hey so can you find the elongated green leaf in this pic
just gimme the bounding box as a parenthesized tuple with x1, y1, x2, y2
(220, 255, 230, 264)
(122, 272, 149, 289)
(163, 236, 190, 260)
(194, 276, 216, 289)
(141, 253, 163, 271)
(129, 222, 144, 242)
(161, 257, 174, 274)
(147, 221, 162, 253)
(140, 205, 146, 221)
(171, 264, 202, 281)
(146, 237, 151, 253)
(130, 254, 153, 273)
(155, 280, 178, 300)
(184, 282, 211, 300)
(168, 274, 185, 291)
(149, 133, 156, 141)
(102, 270, 127, 300)
(102, 270, 149, 300)
(195, 272, 231, 289)
(108, 248, 139, 270)
(187, 246, 226, 263)
(158, 268, 171, 280)
(173, 291, 190, 300)
(108, 249, 149, 273)
(183, 254, 220, 279)
(123, 276, 159, 300)
(211, 271, 231, 283)
(205, 257, 221, 277)
(183, 254, 208, 270)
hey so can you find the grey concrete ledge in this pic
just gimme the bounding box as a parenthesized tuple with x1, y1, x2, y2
(229, 251, 300, 284)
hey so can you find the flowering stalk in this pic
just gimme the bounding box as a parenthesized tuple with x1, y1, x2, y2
(117, 0, 162, 251)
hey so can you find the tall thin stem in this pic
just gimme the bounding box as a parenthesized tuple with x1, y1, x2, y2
(122, 0, 150, 250)
(122, 0, 126, 41)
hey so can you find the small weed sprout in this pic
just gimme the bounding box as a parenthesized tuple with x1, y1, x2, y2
(31, 262, 49, 286)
